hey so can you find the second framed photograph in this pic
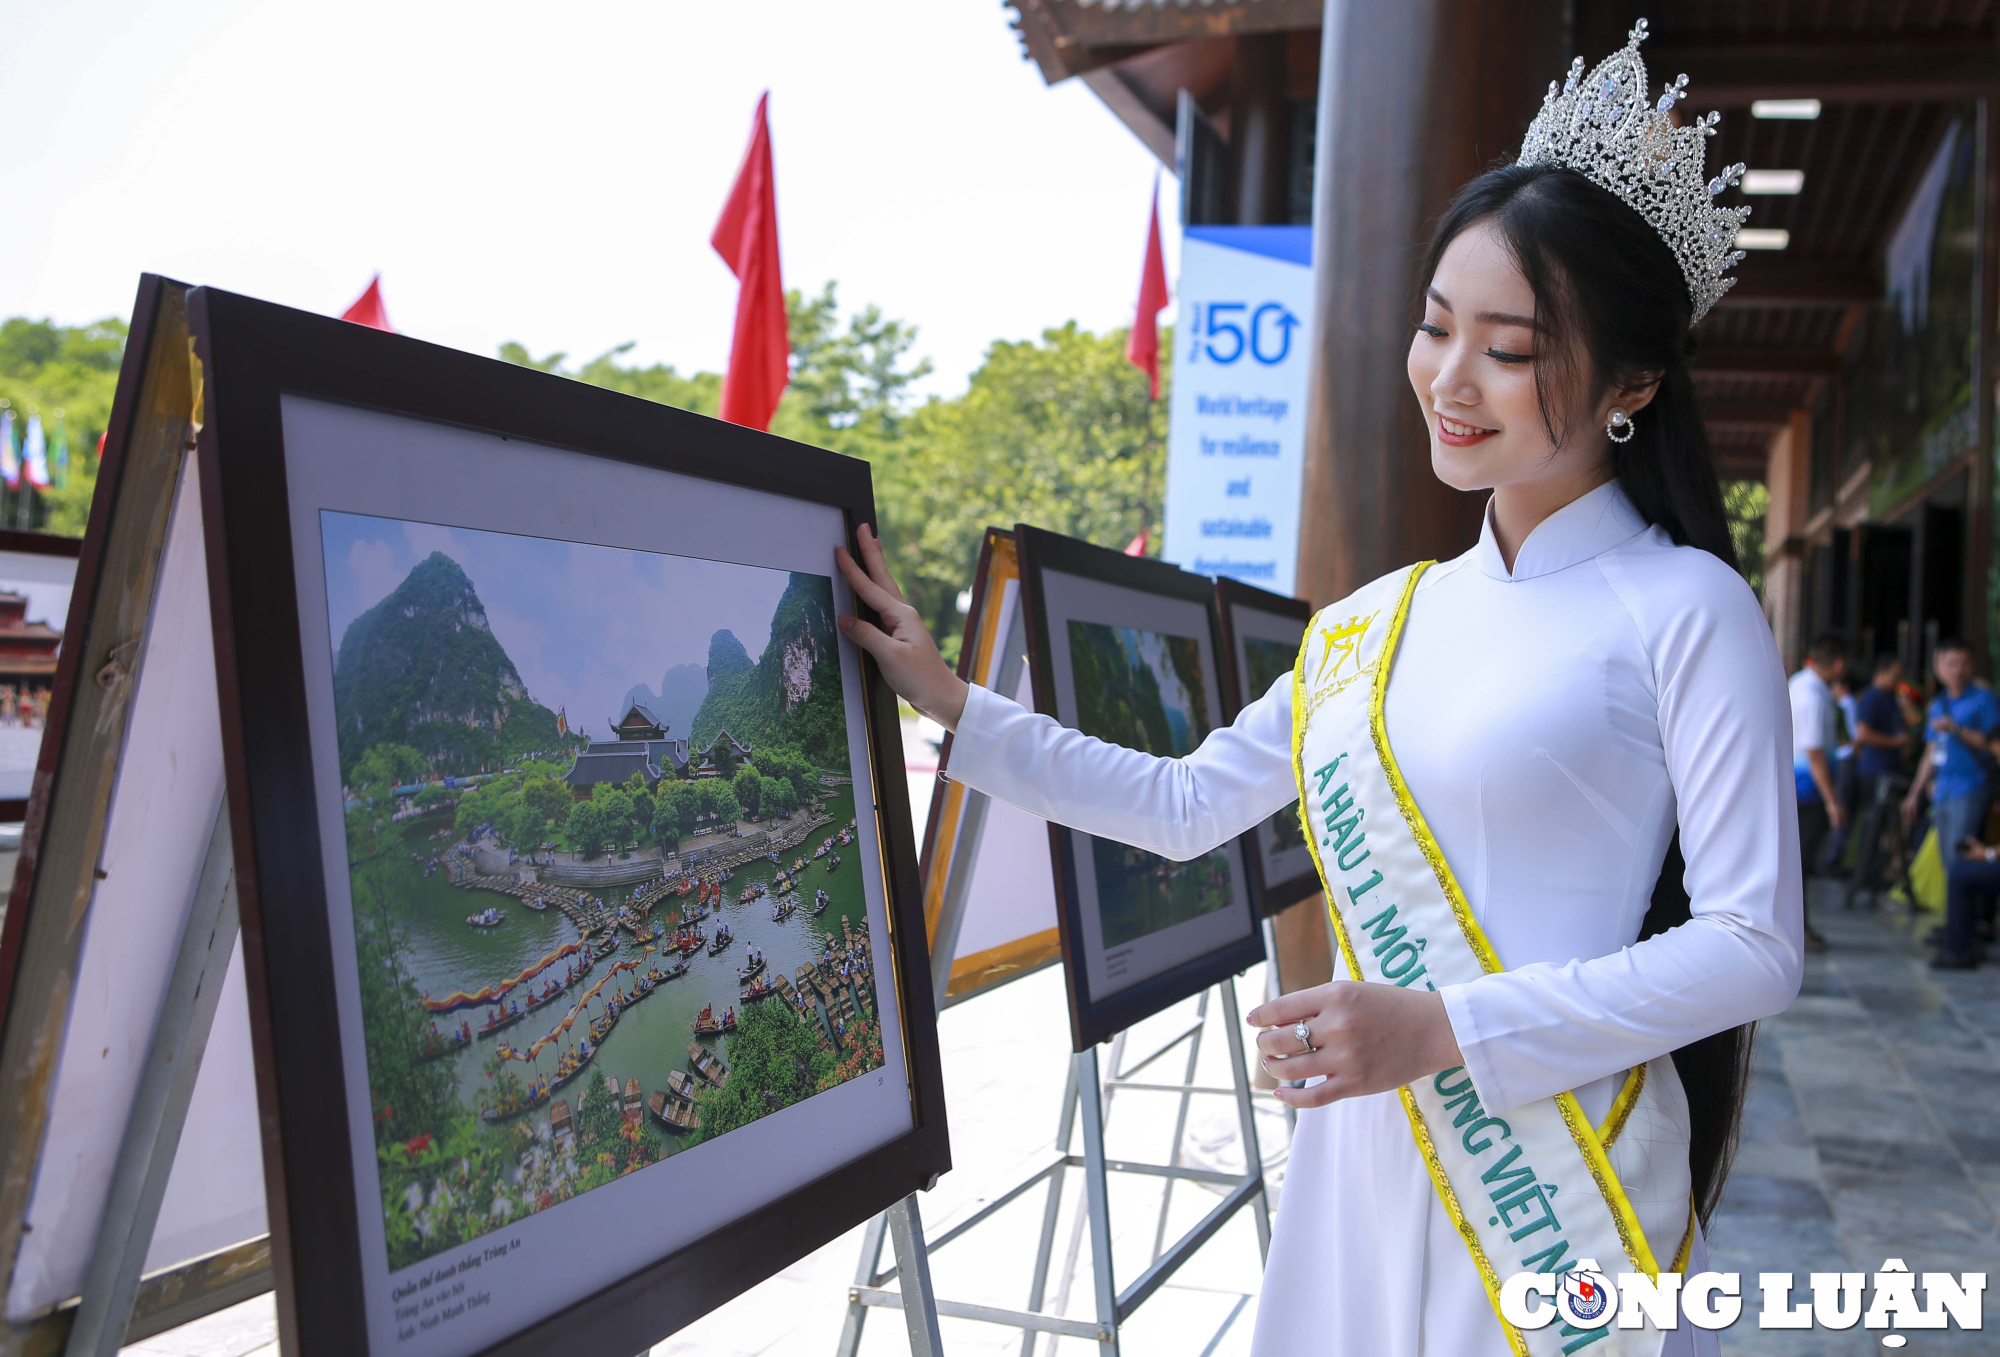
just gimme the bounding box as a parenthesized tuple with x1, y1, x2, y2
(1212, 576, 1318, 915)
(1014, 525, 1263, 1051)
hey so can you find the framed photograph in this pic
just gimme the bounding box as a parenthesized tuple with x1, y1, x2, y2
(919, 528, 1061, 1006)
(191, 285, 946, 1357)
(0, 530, 81, 820)
(1212, 577, 1317, 914)
(1013, 525, 1263, 1051)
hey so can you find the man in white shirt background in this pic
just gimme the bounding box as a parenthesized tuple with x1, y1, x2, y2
(1790, 633, 1847, 952)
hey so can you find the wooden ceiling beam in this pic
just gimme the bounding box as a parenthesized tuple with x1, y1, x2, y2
(1700, 399, 1798, 426)
(1715, 266, 1876, 309)
(1690, 347, 1842, 376)
(1010, 0, 1321, 83)
(1645, 38, 2000, 106)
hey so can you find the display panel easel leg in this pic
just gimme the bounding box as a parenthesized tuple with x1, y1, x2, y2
(63, 807, 238, 1357)
(842, 982, 1270, 1356)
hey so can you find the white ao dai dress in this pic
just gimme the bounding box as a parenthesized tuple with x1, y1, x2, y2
(941, 482, 1804, 1356)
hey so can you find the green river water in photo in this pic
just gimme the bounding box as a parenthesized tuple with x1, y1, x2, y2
(382, 785, 871, 1139)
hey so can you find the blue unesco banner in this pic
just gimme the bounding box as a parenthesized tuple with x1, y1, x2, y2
(1161, 225, 1313, 596)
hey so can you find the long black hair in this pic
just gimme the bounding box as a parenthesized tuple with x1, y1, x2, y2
(1421, 161, 1752, 1225)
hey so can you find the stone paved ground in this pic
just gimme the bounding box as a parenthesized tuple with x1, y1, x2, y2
(1709, 882, 1999, 1353)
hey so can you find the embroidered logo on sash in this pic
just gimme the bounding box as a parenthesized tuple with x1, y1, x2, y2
(1303, 610, 1379, 726)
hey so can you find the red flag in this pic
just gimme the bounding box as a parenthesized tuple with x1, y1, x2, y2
(1124, 530, 1148, 557)
(1126, 177, 1169, 400)
(341, 275, 393, 331)
(712, 93, 788, 431)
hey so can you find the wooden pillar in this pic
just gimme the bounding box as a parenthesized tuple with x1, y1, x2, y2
(1229, 33, 1290, 226)
(1296, 0, 1567, 607)
(1762, 410, 1814, 673)
(1971, 92, 1997, 676)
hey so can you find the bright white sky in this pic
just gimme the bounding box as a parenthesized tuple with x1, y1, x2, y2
(0, 0, 1183, 397)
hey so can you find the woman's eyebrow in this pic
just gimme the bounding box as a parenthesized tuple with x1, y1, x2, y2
(1425, 287, 1453, 311)
(1477, 309, 1541, 330)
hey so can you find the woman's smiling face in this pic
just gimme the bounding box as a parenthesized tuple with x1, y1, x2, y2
(1406, 216, 1610, 498)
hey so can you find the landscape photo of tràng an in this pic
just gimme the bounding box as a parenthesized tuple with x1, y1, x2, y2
(1241, 636, 1306, 855)
(1066, 620, 1236, 949)
(319, 512, 884, 1272)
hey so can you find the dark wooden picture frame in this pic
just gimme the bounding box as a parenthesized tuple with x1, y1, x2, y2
(1012, 524, 1264, 1051)
(190, 285, 949, 1357)
(0, 529, 84, 824)
(1211, 576, 1319, 915)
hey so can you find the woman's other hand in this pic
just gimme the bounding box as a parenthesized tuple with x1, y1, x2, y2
(1246, 980, 1465, 1109)
(836, 523, 970, 730)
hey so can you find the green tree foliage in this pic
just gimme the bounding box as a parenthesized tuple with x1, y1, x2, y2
(565, 799, 608, 858)
(498, 340, 722, 417)
(761, 775, 798, 817)
(755, 745, 817, 805)
(1723, 480, 1769, 598)
(341, 745, 459, 1159)
(590, 782, 637, 848)
(0, 316, 126, 536)
(521, 776, 572, 832)
(353, 742, 430, 792)
(733, 763, 762, 816)
(695, 779, 742, 827)
(654, 782, 699, 848)
(880, 323, 1167, 654)
(694, 1000, 834, 1140)
(770, 281, 931, 449)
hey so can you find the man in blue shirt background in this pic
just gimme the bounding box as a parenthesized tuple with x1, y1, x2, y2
(1846, 655, 1912, 905)
(1852, 655, 1910, 783)
(1903, 639, 2000, 865)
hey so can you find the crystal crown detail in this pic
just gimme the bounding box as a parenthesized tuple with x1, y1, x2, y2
(1516, 18, 1749, 323)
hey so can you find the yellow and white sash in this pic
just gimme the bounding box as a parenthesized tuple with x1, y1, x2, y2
(1292, 562, 1696, 1356)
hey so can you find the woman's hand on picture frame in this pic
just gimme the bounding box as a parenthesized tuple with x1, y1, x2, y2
(1247, 980, 1465, 1109)
(836, 523, 970, 730)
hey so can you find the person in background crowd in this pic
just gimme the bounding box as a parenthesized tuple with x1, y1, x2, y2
(1902, 639, 1998, 865)
(1790, 633, 1846, 950)
(1847, 654, 1914, 903)
(1934, 834, 2000, 969)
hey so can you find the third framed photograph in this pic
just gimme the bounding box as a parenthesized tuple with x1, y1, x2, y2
(1212, 576, 1317, 914)
(1014, 525, 1263, 1051)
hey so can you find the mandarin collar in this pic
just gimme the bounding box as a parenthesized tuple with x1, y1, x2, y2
(1473, 480, 1650, 582)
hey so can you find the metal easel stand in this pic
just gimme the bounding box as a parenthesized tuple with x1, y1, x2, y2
(838, 980, 1271, 1357)
(63, 806, 238, 1357)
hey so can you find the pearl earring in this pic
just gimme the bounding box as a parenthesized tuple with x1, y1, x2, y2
(1606, 409, 1635, 443)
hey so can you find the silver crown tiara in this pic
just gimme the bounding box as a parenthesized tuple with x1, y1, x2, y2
(1516, 18, 1749, 323)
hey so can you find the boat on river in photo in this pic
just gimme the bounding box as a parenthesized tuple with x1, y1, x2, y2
(687, 1041, 729, 1088)
(647, 1087, 700, 1133)
(691, 1003, 736, 1036)
(416, 1021, 473, 1062)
